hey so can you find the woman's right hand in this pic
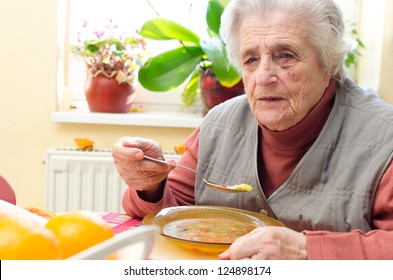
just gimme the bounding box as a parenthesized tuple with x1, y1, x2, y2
(112, 137, 173, 196)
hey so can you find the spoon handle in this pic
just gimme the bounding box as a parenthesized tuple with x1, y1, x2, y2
(143, 155, 251, 193)
(143, 155, 197, 174)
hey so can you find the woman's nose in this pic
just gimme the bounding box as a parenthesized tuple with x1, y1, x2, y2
(256, 56, 278, 86)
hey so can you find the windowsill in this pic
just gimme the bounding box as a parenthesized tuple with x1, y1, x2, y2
(51, 109, 203, 128)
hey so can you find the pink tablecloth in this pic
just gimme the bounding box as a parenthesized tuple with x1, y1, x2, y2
(99, 212, 142, 234)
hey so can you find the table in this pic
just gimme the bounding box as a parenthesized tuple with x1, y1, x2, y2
(151, 235, 218, 260)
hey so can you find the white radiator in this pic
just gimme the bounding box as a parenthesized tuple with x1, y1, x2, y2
(44, 147, 180, 213)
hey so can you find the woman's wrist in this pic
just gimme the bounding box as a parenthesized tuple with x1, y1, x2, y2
(137, 181, 165, 203)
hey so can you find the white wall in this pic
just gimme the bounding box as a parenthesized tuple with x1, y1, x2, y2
(335, 0, 385, 90)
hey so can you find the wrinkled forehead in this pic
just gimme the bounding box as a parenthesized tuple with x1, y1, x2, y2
(239, 11, 309, 45)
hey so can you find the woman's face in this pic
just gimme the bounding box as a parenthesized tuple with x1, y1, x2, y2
(239, 11, 331, 131)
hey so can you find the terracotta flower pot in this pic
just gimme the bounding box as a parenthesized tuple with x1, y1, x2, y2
(84, 74, 136, 113)
(199, 70, 244, 116)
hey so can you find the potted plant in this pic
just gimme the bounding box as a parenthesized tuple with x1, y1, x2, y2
(138, 0, 243, 114)
(70, 19, 149, 113)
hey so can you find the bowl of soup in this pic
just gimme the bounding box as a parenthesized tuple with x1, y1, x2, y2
(142, 206, 284, 253)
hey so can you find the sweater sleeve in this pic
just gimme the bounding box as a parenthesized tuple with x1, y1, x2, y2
(305, 159, 393, 259)
(122, 128, 199, 218)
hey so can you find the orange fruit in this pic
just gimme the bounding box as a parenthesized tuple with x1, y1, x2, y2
(45, 211, 114, 259)
(0, 214, 61, 260)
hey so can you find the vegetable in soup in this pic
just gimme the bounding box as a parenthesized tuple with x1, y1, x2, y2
(163, 218, 257, 243)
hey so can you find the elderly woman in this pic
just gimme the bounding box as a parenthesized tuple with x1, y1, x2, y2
(112, 0, 393, 259)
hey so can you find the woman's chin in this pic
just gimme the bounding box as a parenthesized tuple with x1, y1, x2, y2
(256, 114, 291, 131)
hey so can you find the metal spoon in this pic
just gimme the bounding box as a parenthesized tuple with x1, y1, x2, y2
(143, 155, 252, 193)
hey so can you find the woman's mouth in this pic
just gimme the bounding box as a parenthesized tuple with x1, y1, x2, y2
(260, 96, 284, 102)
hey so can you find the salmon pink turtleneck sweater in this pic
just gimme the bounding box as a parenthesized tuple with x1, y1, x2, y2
(123, 80, 393, 259)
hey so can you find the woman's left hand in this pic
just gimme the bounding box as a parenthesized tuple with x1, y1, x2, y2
(218, 226, 308, 260)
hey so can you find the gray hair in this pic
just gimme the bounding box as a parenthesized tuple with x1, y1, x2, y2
(220, 0, 353, 84)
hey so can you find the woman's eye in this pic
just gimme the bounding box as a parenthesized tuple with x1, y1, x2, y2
(244, 57, 257, 64)
(279, 53, 293, 59)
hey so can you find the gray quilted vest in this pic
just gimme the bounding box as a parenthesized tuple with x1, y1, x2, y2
(196, 79, 393, 232)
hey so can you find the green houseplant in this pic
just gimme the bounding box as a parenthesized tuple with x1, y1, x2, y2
(344, 20, 366, 68)
(70, 19, 149, 113)
(138, 0, 243, 111)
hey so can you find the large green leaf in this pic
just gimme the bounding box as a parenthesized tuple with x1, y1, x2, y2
(181, 70, 200, 106)
(138, 46, 203, 91)
(139, 18, 200, 45)
(206, 0, 225, 36)
(200, 36, 241, 87)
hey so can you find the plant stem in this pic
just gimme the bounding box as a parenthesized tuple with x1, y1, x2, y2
(145, 0, 160, 17)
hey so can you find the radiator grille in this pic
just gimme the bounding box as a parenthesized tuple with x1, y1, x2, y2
(44, 147, 180, 213)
